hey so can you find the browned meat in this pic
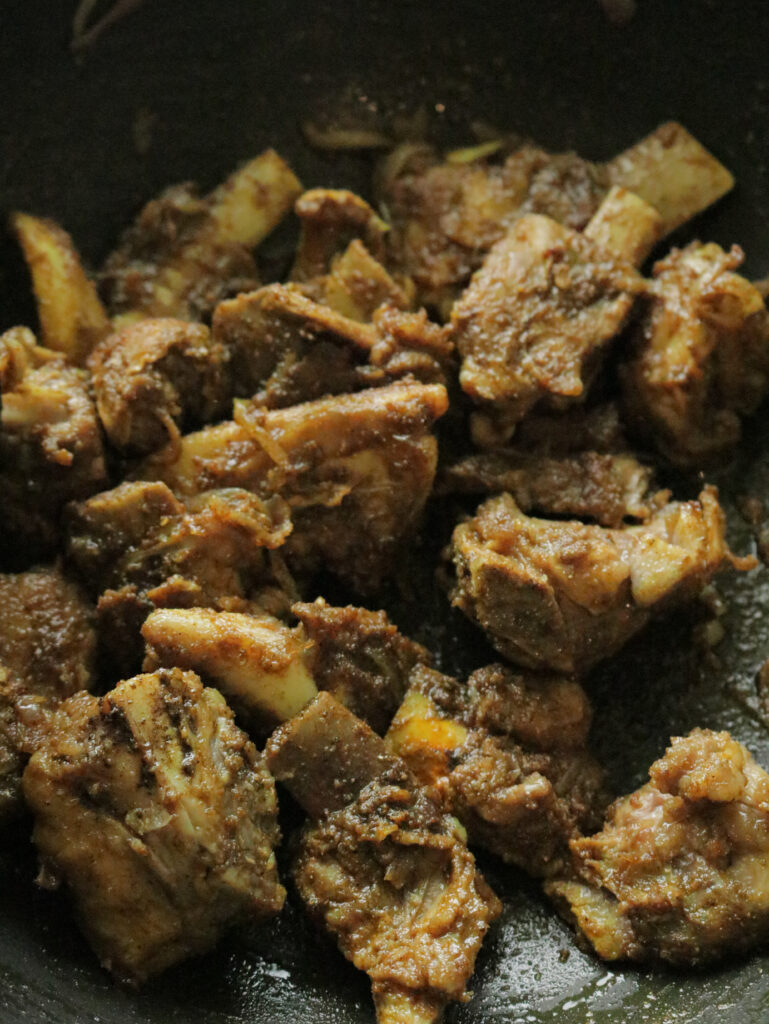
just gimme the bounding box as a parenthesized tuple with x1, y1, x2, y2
(440, 450, 655, 527)
(66, 481, 292, 675)
(621, 242, 769, 467)
(291, 188, 389, 281)
(512, 401, 629, 457)
(0, 566, 96, 816)
(449, 486, 745, 673)
(141, 599, 429, 735)
(451, 213, 643, 447)
(378, 142, 607, 314)
(267, 692, 500, 1023)
(293, 599, 431, 733)
(100, 150, 301, 324)
(211, 284, 451, 410)
(547, 729, 769, 966)
(0, 327, 107, 561)
(88, 319, 230, 454)
(23, 668, 284, 983)
(137, 381, 449, 592)
(300, 240, 414, 323)
(387, 664, 605, 877)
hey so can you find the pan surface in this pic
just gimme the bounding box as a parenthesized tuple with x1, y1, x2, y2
(2, 1, 769, 1021)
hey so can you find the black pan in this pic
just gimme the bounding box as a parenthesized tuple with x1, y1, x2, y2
(2, 1, 769, 1021)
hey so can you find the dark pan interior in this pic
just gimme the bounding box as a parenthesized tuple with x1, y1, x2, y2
(2, 1, 769, 1021)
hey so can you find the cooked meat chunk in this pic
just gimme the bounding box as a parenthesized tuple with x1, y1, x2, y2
(142, 599, 429, 734)
(23, 668, 284, 983)
(0, 327, 107, 562)
(451, 214, 643, 447)
(12, 212, 111, 365)
(0, 565, 96, 816)
(211, 285, 450, 409)
(0, 566, 96, 701)
(441, 450, 655, 527)
(621, 242, 769, 467)
(291, 188, 389, 281)
(100, 150, 301, 323)
(66, 481, 292, 674)
(379, 142, 607, 314)
(387, 664, 605, 877)
(88, 318, 230, 454)
(449, 486, 744, 673)
(267, 693, 500, 1023)
(138, 381, 448, 592)
(302, 240, 413, 323)
(546, 729, 769, 965)
(142, 607, 318, 730)
(606, 122, 734, 235)
(293, 599, 431, 733)
(512, 401, 629, 457)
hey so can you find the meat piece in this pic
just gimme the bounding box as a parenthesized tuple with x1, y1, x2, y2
(451, 213, 643, 447)
(387, 664, 605, 877)
(141, 598, 429, 735)
(137, 381, 449, 592)
(66, 481, 292, 675)
(440, 450, 655, 527)
(546, 729, 769, 965)
(606, 122, 734, 235)
(266, 693, 500, 1023)
(212, 284, 451, 410)
(0, 565, 96, 816)
(449, 486, 745, 673)
(378, 142, 607, 314)
(88, 318, 230, 454)
(23, 668, 284, 983)
(512, 401, 629, 457)
(11, 212, 111, 365)
(291, 188, 389, 281)
(621, 242, 769, 467)
(0, 327, 107, 562)
(302, 239, 413, 323)
(293, 599, 431, 733)
(100, 150, 301, 323)
(142, 606, 318, 730)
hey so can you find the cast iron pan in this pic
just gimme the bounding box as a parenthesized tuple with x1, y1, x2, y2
(2, 1, 769, 1021)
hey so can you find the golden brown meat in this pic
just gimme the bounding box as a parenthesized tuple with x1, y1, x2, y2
(142, 606, 319, 730)
(451, 213, 643, 447)
(621, 242, 769, 467)
(0, 327, 107, 561)
(211, 284, 451, 410)
(266, 692, 500, 1023)
(88, 318, 230, 454)
(100, 150, 301, 323)
(301, 239, 413, 323)
(440, 450, 655, 527)
(293, 599, 431, 733)
(547, 729, 769, 966)
(66, 481, 292, 675)
(378, 142, 607, 314)
(449, 487, 745, 673)
(141, 598, 429, 735)
(0, 565, 96, 816)
(512, 401, 629, 457)
(23, 668, 284, 984)
(138, 381, 449, 592)
(291, 188, 389, 281)
(387, 664, 605, 877)
(12, 212, 111, 365)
